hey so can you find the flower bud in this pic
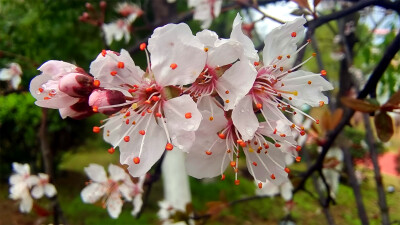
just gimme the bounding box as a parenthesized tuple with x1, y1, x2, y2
(59, 98, 94, 119)
(89, 89, 126, 115)
(59, 73, 94, 98)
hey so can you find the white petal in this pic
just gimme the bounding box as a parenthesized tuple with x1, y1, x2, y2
(12, 162, 30, 175)
(216, 60, 257, 110)
(255, 180, 279, 196)
(263, 17, 306, 68)
(164, 95, 202, 151)
(280, 181, 293, 201)
(108, 164, 126, 182)
(0, 68, 12, 80)
(44, 184, 57, 197)
(31, 186, 44, 199)
(277, 70, 333, 107)
(118, 183, 132, 201)
(11, 75, 21, 89)
(230, 13, 259, 62)
(107, 193, 123, 219)
(90, 49, 144, 88)
(84, 164, 108, 183)
(120, 115, 167, 177)
(81, 183, 106, 203)
(131, 194, 143, 216)
(19, 192, 33, 213)
(232, 95, 258, 141)
(148, 23, 206, 86)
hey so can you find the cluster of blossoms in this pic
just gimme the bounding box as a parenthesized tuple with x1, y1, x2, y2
(29, 14, 332, 189)
(81, 164, 144, 218)
(9, 162, 57, 213)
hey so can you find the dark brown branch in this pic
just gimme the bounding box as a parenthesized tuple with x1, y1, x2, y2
(363, 114, 390, 225)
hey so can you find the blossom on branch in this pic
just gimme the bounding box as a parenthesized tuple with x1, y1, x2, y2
(0, 62, 22, 90)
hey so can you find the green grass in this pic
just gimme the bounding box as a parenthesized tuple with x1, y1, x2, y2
(2, 149, 400, 225)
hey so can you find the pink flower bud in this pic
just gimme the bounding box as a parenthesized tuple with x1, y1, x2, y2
(59, 73, 94, 98)
(60, 98, 94, 119)
(89, 89, 125, 115)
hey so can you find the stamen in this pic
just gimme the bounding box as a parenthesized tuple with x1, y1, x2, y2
(93, 126, 101, 133)
(165, 143, 173, 151)
(133, 157, 140, 164)
(185, 112, 192, 119)
(170, 63, 178, 70)
(139, 43, 147, 51)
(108, 147, 115, 154)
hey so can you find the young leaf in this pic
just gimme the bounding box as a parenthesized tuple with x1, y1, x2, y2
(374, 111, 394, 142)
(382, 90, 400, 111)
(341, 97, 380, 113)
(330, 108, 344, 131)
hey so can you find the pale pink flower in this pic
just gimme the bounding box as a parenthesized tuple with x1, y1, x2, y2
(9, 163, 37, 213)
(29, 60, 95, 119)
(185, 96, 296, 185)
(81, 164, 142, 219)
(30, 173, 57, 199)
(0, 62, 22, 89)
(102, 3, 143, 45)
(189, 0, 222, 28)
(255, 179, 293, 201)
(90, 23, 206, 177)
(185, 28, 257, 110)
(234, 17, 333, 138)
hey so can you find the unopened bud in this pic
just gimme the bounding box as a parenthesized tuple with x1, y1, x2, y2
(85, 2, 93, 10)
(100, 1, 107, 9)
(61, 98, 94, 119)
(59, 72, 94, 98)
(89, 89, 126, 115)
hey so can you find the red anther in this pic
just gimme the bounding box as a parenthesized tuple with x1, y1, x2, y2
(275, 143, 281, 148)
(264, 150, 268, 154)
(110, 71, 117, 76)
(256, 103, 262, 109)
(254, 61, 260, 66)
(170, 63, 178, 70)
(319, 101, 325, 107)
(300, 130, 306, 136)
(128, 89, 137, 93)
(133, 84, 139, 88)
(239, 142, 246, 147)
(93, 126, 100, 133)
(234, 180, 240, 185)
(125, 111, 130, 117)
(225, 90, 229, 94)
(124, 136, 130, 142)
(277, 55, 283, 60)
(225, 99, 230, 103)
(209, 116, 214, 121)
(145, 87, 153, 92)
(280, 67, 284, 72)
(38, 88, 44, 93)
(93, 80, 100, 87)
(139, 43, 147, 51)
(204, 47, 209, 52)
(221, 174, 226, 181)
(141, 111, 146, 116)
(273, 128, 277, 134)
(144, 100, 151, 104)
(321, 70, 327, 76)
(296, 156, 301, 162)
(147, 109, 152, 113)
(92, 106, 98, 112)
(312, 52, 317, 57)
(316, 119, 320, 124)
(258, 182, 263, 189)
(252, 162, 257, 166)
(296, 145, 302, 152)
(291, 32, 297, 37)
(165, 143, 173, 151)
(230, 161, 236, 167)
(227, 149, 231, 153)
(139, 130, 145, 135)
(264, 143, 269, 149)
(108, 147, 115, 154)
(133, 157, 140, 164)
(205, 151, 212, 155)
(280, 133, 286, 137)
(287, 55, 291, 58)
(185, 112, 192, 119)
(156, 113, 162, 118)
(307, 39, 312, 43)
(270, 174, 276, 180)
(236, 139, 243, 144)
(117, 62, 124, 69)
(101, 50, 107, 57)
(151, 96, 159, 102)
(308, 81, 312, 85)
(125, 119, 129, 124)
(285, 167, 290, 173)
(218, 133, 226, 139)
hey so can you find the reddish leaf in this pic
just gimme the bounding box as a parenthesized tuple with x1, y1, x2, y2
(341, 97, 380, 113)
(374, 111, 394, 142)
(382, 90, 400, 111)
(290, 0, 311, 11)
(330, 108, 344, 131)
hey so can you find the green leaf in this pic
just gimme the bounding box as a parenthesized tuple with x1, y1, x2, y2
(374, 111, 394, 142)
(340, 97, 380, 113)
